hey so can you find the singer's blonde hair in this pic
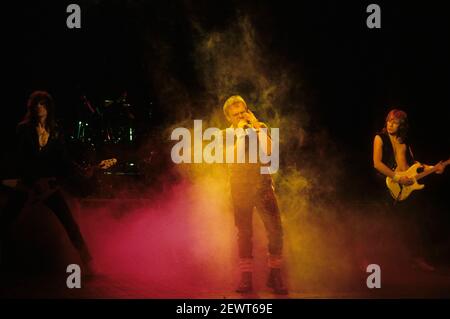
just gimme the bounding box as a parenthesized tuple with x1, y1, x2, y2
(223, 95, 248, 116)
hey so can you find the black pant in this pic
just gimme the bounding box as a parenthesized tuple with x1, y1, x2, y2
(0, 188, 90, 262)
(231, 182, 283, 259)
(384, 188, 435, 260)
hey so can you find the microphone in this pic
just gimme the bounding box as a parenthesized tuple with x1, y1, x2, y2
(238, 119, 253, 129)
(242, 121, 253, 129)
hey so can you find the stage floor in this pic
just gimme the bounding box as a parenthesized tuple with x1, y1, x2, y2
(1, 197, 450, 299)
(2, 265, 450, 299)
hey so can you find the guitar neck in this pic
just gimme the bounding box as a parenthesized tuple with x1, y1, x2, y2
(73, 158, 117, 171)
(416, 160, 450, 181)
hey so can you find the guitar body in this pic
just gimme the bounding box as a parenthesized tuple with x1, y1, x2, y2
(1, 158, 117, 201)
(2, 177, 60, 205)
(386, 163, 425, 201)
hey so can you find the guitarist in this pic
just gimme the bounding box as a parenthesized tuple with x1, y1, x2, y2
(0, 91, 93, 273)
(373, 108, 445, 271)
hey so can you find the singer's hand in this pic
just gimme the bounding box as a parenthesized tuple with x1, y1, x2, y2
(246, 110, 269, 130)
(243, 109, 258, 125)
(237, 119, 251, 129)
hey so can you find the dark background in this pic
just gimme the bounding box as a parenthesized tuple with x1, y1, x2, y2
(2, 0, 449, 203)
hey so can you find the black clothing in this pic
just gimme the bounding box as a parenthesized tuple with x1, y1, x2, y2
(227, 131, 283, 260)
(1, 189, 89, 256)
(15, 122, 72, 186)
(231, 181, 283, 259)
(1, 121, 91, 267)
(378, 132, 415, 170)
(374, 132, 436, 262)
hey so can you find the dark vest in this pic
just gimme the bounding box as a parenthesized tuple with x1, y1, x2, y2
(223, 130, 273, 190)
(378, 132, 415, 170)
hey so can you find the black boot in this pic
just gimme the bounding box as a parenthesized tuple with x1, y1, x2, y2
(236, 271, 253, 293)
(267, 268, 288, 295)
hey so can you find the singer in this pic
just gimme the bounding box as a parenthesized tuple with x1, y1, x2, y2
(222, 95, 288, 295)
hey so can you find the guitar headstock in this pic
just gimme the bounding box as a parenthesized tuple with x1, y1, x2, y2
(98, 158, 118, 170)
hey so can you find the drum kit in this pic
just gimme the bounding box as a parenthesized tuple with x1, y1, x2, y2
(72, 92, 136, 146)
(67, 92, 145, 197)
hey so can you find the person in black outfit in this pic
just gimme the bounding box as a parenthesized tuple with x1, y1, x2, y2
(373, 109, 446, 271)
(0, 91, 92, 272)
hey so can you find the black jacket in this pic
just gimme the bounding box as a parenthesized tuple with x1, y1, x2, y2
(15, 122, 72, 185)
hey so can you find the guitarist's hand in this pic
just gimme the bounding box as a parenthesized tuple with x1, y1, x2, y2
(398, 176, 414, 186)
(435, 161, 445, 174)
(82, 166, 95, 178)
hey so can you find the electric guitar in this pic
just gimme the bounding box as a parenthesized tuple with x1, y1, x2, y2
(1, 158, 117, 204)
(71, 158, 118, 178)
(386, 158, 450, 201)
